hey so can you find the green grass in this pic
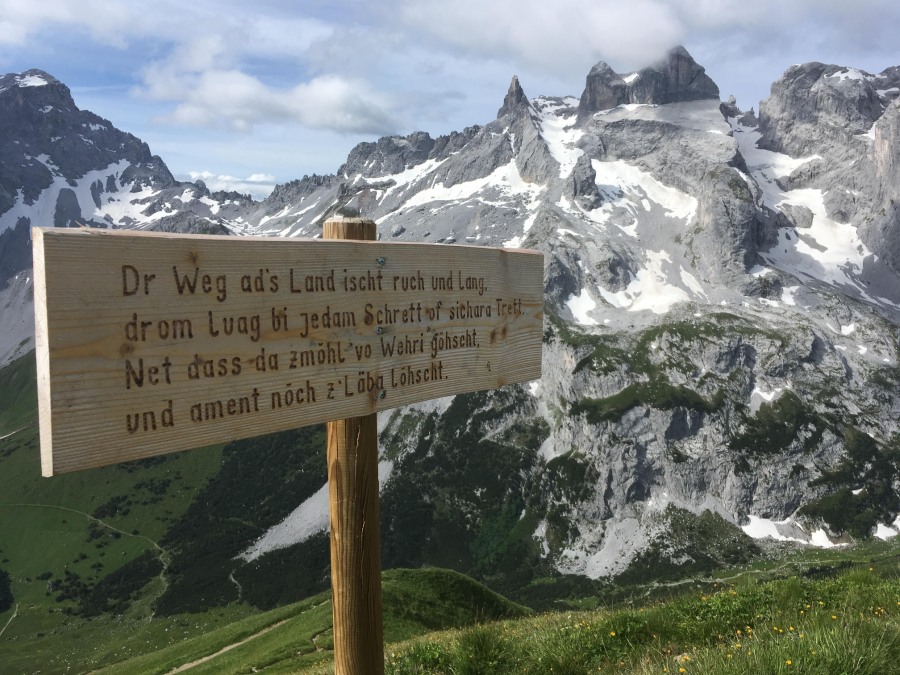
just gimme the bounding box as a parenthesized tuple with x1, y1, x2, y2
(729, 391, 824, 455)
(571, 382, 724, 424)
(0, 351, 37, 432)
(385, 557, 900, 675)
(3, 537, 899, 674)
(85, 567, 530, 674)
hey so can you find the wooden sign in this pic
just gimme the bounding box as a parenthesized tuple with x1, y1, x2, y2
(32, 226, 543, 476)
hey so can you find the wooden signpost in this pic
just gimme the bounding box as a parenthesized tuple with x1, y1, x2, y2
(32, 218, 543, 674)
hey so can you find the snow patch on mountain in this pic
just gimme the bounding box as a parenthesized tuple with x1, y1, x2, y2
(596, 250, 696, 314)
(567, 287, 599, 325)
(239, 460, 395, 561)
(15, 73, 49, 87)
(0, 159, 167, 233)
(825, 68, 871, 83)
(591, 159, 697, 222)
(534, 97, 583, 179)
(732, 125, 821, 201)
(402, 160, 542, 212)
(741, 515, 843, 548)
(875, 516, 900, 540)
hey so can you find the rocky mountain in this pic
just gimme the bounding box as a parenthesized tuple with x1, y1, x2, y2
(0, 69, 246, 364)
(1, 47, 899, 601)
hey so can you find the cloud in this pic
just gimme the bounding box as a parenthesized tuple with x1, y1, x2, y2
(3, 0, 899, 185)
(186, 170, 276, 200)
(396, 0, 900, 75)
(139, 63, 398, 135)
(2, 0, 397, 135)
(398, 0, 684, 74)
(0, 0, 158, 47)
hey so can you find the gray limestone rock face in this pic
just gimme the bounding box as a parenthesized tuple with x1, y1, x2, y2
(0, 219, 30, 292)
(578, 62, 627, 118)
(757, 62, 884, 157)
(864, 98, 900, 271)
(578, 46, 719, 121)
(497, 75, 530, 119)
(427, 121, 516, 188)
(428, 126, 482, 161)
(630, 45, 720, 105)
(719, 97, 741, 119)
(591, 242, 633, 292)
(570, 154, 603, 210)
(339, 131, 436, 179)
(872, 99, 900, 202)
(690, 166, 766, 279)
(781, 203, 815, 229)
(53, 188, 82, 228)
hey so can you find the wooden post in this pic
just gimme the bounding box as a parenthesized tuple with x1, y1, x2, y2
(324, 216, 384, 674)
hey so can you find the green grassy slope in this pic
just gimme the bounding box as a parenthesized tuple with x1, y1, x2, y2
(92, 567, 530, 674)
(384, 548, 900, 675)
(88, 543, 900, 675)
(0, 352, 228, 672)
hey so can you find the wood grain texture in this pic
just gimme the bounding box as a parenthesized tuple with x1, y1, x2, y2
(327, 414, 383, 674)
(325, 218, 384, 675)
(32, 226, 543, 475)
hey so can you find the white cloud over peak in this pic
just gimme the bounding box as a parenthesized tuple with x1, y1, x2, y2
(186, 171, 276, 200)
(1, 0, 898, 190)
(141, 66, 397, 135)
(399, 0, 683, 75)
(398, 0, 900, 75)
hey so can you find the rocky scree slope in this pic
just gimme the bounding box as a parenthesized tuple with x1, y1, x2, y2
(1, 48, 900, 593)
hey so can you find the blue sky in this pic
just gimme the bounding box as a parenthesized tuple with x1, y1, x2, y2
(1, 0, 898, 199)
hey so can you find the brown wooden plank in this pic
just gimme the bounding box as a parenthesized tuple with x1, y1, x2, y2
(32, 227, 543, 475)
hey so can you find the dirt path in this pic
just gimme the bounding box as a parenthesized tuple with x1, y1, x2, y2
(0, 427, 26, 442)
(0, 603, 19, 638)
(165, 600, 330, 673)
(165, 618, 292, 674)
(227, 570, 243, 603)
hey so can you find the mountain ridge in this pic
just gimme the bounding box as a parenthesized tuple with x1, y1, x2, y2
(1, 45, 899, 603)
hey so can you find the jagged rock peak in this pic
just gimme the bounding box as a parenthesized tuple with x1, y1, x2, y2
(644, 45, 720, 102)
(577, 62, 626, 115)
(757, 61, 887, 156)
(497, 75, 530, 118)
(339, 131, 436, 179)
(578, 45, 720, 118)
(0, 69, 75, 109)
(0, 68, 63, 90)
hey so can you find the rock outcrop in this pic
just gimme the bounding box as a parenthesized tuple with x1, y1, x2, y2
(578, 46, 719, 119)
